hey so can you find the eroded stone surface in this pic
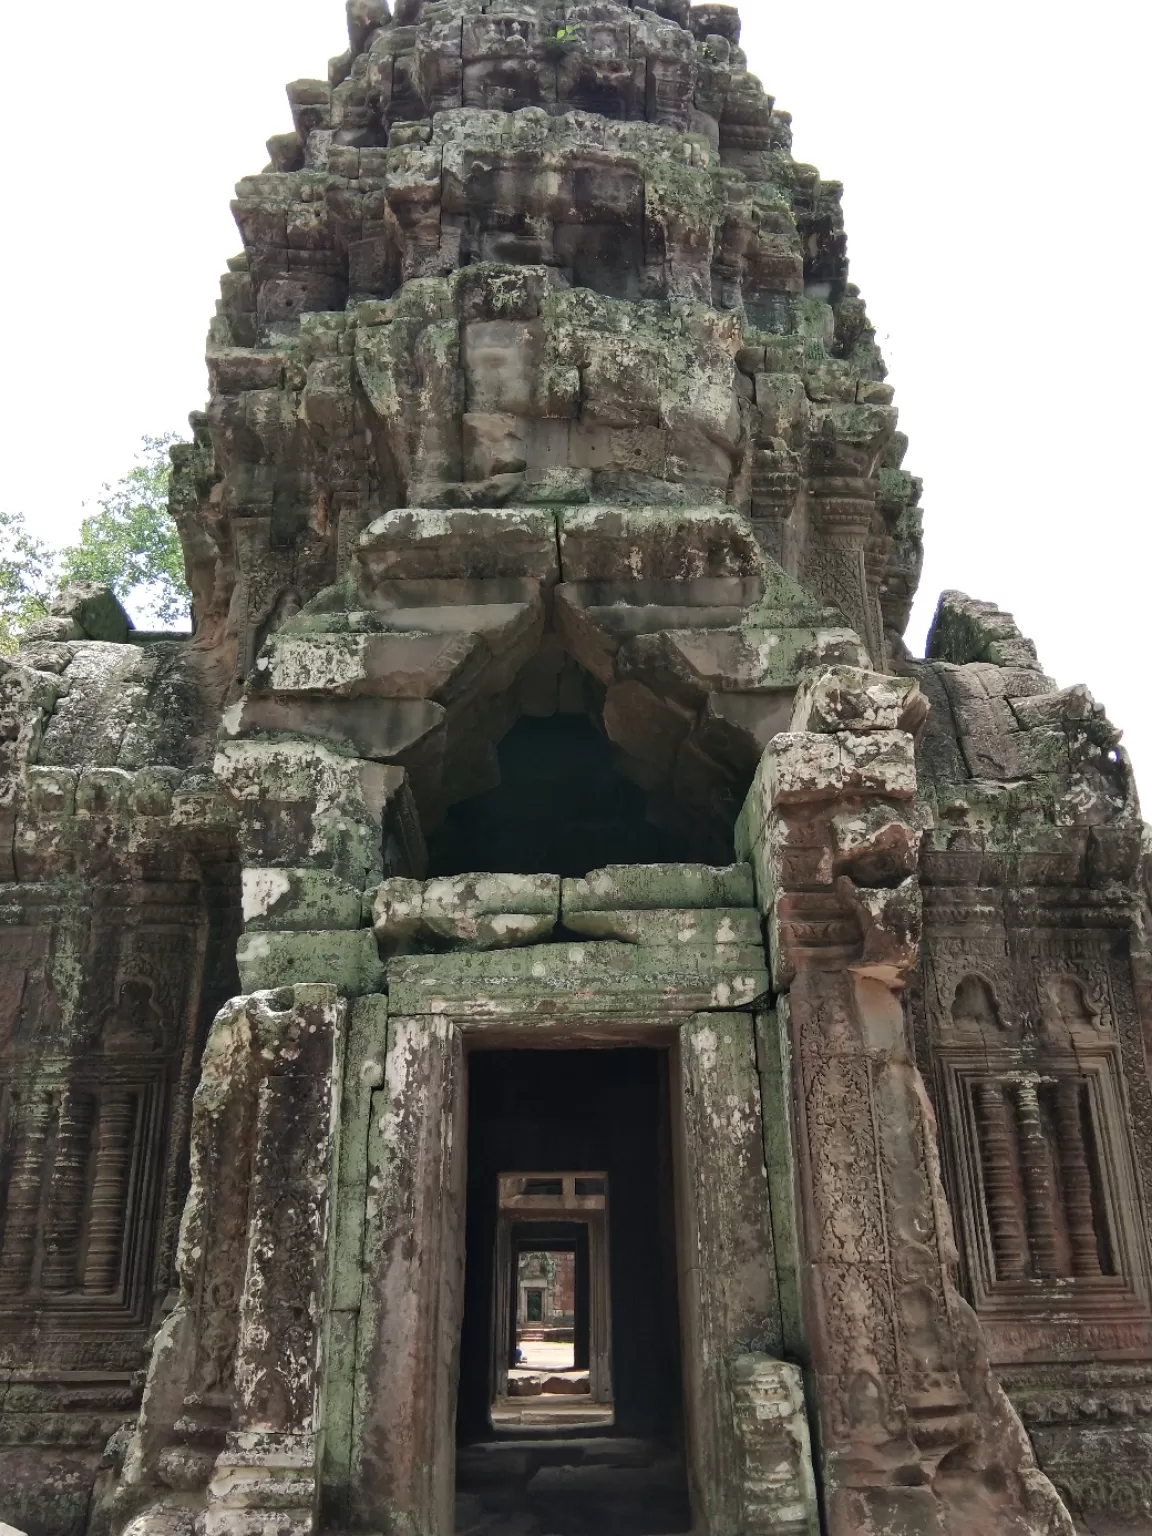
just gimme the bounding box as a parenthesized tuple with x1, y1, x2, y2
(372, 870, 560, 949)
(112, 987, 343, 1536)
(738, 666, 1079, 1535)
(2, 1, 1150, 1534)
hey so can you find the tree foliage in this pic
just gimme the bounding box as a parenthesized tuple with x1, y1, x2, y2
(60, 434, 190, 628)
(0, 435, 191, 653)
(0, 511, 56, 654)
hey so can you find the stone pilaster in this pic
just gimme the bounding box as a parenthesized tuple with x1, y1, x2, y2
(114, 985, 345, 1536)
(677, 1011, 816, 1536)
(738, 664, 1076, 1536)
(351, 1010, 465, 1536)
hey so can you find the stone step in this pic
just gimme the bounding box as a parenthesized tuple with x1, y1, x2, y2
(456, 1439, 691, 1536)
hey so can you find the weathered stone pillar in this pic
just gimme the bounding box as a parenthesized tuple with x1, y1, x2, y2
(202, 988, 341, 1536)
(738, 664, 1076, 1536)
(677, 1012, 817, 1536)
(320, 993, 390, 1523)
(586, 1216, 612, 1406)
(351, 1011, 465, 1536)
(42, 1086, 95, 1293)
(113, 986, 345, 1536)
(0, 1089, 53, 1298)
(1054, 1079, 1103, 1279)
(975, 1081, 1029, 1282)
(83, 1088, 137, 1295)
(801, 390, 894, 667)
(802, 492, 879, 661)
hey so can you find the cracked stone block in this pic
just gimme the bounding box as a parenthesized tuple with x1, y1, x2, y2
(242, 867, 365, 930)
(562, 861, 755, 912)
(237, 928, 386, 995)
(372, 871, 560, 948)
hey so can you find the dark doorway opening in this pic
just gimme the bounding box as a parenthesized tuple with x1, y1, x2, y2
(456, 1049, 691, 1535)
(426, 714, 707, 878)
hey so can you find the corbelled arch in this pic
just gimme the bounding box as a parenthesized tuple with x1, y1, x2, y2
(222, 496, 869, 866)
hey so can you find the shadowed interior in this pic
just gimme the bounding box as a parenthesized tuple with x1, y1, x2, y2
(456, 1048, 691, 1536)
(426, 715, 722, 878)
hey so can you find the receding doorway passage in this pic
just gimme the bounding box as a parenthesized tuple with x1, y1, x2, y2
(492, 1175, 613, 1431)
(456, 1050, 692, 1536)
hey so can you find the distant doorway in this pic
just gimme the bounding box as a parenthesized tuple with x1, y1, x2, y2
(490, 1176, 613, 1431)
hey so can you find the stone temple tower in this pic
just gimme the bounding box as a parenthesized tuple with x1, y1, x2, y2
(1, 2, 1151, 1534)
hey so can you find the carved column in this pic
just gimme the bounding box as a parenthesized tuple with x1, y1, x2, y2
(739, 663, 1076, 1536)
(802, 492, 878, 659)
(1012, 1078, 1061, 1281)
(975, 1080, 1028, 1281)
(83, 1088, 137, 1295)
(750, 446, 802, 569)
(43, 1087, 95, 1293)
(802, 394, 895, 667)
(0, 1089, 54, 1298)
(1054, 1078, 1103, 1279)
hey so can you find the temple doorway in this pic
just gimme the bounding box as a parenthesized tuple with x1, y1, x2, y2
(340, 1004, 788, 1536)
(491, 1176, 612, 1431)
(455, 1049, 692, 1535)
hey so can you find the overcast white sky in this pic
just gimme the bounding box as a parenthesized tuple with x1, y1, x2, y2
(1, 1, 1148, 793)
